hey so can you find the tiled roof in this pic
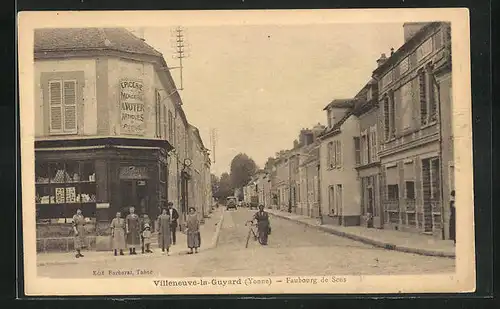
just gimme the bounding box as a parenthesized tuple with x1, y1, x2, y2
(34, 28, 163, 58)
(323, 99, 355, 111)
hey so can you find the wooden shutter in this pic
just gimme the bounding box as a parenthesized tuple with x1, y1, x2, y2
(353, 137, 361, 165)
(419, 70, 428, 125)
(383, 96, 390, 139)
(49, 81, 63, 132)
(336, 141, 342, 168)
(155, 91, 161, 138)
(63, 81, 77, 132)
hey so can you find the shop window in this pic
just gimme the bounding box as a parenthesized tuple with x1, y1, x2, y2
(35, 160, 97, 223)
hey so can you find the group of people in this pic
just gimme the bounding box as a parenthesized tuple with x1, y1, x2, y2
(72, 202, 202, 258)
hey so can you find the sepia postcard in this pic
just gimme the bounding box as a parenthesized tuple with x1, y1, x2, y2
(18, 9, 475, 296)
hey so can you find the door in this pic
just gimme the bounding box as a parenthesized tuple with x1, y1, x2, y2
(372, 175, 383, 228)
(120, 180, 149, 216)
(422, 158, 434, 232)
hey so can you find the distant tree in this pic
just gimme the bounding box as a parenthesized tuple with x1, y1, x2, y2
(211, 174, 220, 198)
(217, 172, 233, 200)
(229, 153, 258, 189)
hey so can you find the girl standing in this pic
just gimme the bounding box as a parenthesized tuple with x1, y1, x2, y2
(72, 209, 86, 258)
(186, 207, 201, 254)
(142, 223, 153, 253)
(110, 212, 126, 256)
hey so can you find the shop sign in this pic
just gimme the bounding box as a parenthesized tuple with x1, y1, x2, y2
(120, 80, 145, 136)
(96, 203, 110, 209)
(119, 166, 149, 179)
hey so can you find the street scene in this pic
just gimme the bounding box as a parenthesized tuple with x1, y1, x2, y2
(38, 208, 454, 278)
(30, 20, 459, 281)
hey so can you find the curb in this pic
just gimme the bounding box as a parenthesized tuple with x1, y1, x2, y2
(37, 209, 227, 267)
(269, 212, 455, 259)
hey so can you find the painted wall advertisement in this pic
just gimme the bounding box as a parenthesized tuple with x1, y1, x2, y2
(120, 80, 145, 135)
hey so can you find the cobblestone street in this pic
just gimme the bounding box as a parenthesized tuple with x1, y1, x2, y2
(37, 209, 455, 278)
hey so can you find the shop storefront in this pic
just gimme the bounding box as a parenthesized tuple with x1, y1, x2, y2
(35, 137, 173, 233)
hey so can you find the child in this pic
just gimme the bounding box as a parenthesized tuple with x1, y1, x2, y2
(142, 223, 153, 253)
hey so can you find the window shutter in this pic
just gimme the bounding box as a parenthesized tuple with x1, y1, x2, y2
(419, 70, 428, 125)
(354, 137, 361, 165)
(383, 97, 390, 139)
(49, 81, 63, 132)
(336, 141, 342, 167)
(63, 81, 77, 132)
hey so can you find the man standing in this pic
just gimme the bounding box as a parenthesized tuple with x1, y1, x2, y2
(167, 202, 180, 245)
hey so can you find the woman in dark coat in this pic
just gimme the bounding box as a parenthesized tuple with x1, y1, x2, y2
(449, 190, 456, 244)
(125, 206, 141, 255)
(157, 208, 172, 255)
(253, 204, 271, 245)
(186, 207, 201, 254)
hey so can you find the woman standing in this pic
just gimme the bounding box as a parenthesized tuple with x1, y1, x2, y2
(253, 205, 271, 245)
(72, 209, 86, 258)
(110, 211, 126, 256)
(125, 206, 140, 255)
(157, 208, 172, 255)
(186, 207, 201, 254)
(449, 190, 456, 244)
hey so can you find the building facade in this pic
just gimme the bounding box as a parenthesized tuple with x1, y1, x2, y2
(372, 22, 453, 238)
(351, 79, 383, 228)
(318, 100, 361, 226)
(34, 28, 211, 235)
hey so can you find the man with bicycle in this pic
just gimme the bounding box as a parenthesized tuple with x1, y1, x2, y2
(247, 204, 271, 245)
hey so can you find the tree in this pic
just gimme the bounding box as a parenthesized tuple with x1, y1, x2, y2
(217, 172, 233, 200)
(230, 153, 258, 189)
(211, 174, 220, 198)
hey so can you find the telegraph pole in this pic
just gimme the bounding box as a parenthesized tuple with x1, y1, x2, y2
(170, 26, 190, 91)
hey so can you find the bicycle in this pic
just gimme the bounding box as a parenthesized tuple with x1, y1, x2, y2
(245, 220, 262, 248)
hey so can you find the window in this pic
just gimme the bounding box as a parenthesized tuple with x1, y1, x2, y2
(328, 110, 336, 128)
(418, 69, 428, 125)
(333, 140, 342, 168)
(405, 181, 415, 199)
(389, 92, 396, 137)
(430, 158, 440, 200)
(384, 93, 396, 140)
(387, 184, 399, 200)
(335, 184, 343, 215)
(416, 38, 433, 62)
(328, 186, 335, 215)
(399, 57, 410, 75)
(327, 142, 334, 168)
(383, 96, 390, 139)
(361, 133, 368, 165)
(382, 71, 393, 88)
(369, 126, 378, 162)
(49, 80, 77, 134)
(399, 81, 414, 130)
(353, 137, 361, 165)
(448, 161, 455, 192)
(168, 110, 174, 142)
(155, 90, 161, 138)
(162, 105, 167, 140)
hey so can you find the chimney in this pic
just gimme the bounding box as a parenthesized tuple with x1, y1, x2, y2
(293, 140, 299, 149)
(403, 22, 430, 42)
(390, 48, 395, 56)
(376, 53, 387, 67)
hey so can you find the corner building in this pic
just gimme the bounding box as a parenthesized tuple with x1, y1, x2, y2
(34, 28, 204, 233)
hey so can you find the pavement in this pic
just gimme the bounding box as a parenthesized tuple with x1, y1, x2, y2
(37, 208, 455, 278)
(266, 209, 456, 258)
(36, 207, 225, 267)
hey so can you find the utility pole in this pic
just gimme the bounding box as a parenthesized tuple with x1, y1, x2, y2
(170, 26, 190, 91)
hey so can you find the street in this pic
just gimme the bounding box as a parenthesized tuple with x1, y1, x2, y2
(37, 209, 455, 278)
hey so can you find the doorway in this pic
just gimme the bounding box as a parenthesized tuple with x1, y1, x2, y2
(120, 179, 149, 216)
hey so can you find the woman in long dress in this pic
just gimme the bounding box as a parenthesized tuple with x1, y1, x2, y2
(125, 206, 140, 255)
(157, 208, 172, 255)
(72, 209, 86, 258)
(186, 207, 201, 254)
(110, 211, 126, 256)
(253, 205, 271, 245)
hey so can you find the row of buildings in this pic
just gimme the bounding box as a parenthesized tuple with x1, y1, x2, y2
(33, 27, 212, 235)
(243, 22, 454, 239)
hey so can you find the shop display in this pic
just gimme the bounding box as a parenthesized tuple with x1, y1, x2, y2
(55, 188, 65, 203)
(65, 187, 76, 203)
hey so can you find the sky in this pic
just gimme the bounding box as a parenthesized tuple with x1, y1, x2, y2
(141, 23, 404, 176)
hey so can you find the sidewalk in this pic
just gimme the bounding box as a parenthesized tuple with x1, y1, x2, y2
(37, 208, 225, 266)
(267, 209, 455, 258)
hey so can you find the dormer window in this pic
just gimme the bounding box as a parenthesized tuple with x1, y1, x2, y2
(328, 110, 336, 128)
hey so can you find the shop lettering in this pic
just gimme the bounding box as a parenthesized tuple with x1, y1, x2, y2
(121, 102, 144, 113)
(120, 81, 143, 91)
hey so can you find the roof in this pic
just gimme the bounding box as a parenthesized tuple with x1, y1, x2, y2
(323, 99, 355, 111)
(318, 109, 354, 139)
(34, 28, 163, 58)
